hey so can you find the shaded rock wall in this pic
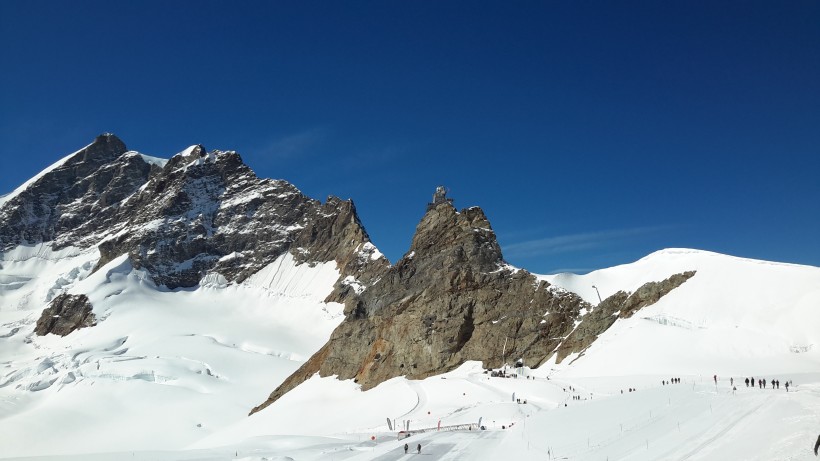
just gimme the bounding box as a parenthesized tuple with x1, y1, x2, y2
(251, 201, 695, 414)
(34, 294, 95, 336)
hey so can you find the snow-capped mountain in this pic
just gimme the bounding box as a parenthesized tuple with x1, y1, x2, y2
(1, 135, 819, 460)
(1, 134, 386, 306)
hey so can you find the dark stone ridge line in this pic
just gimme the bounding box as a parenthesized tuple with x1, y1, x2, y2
(250, 192, 696, 414)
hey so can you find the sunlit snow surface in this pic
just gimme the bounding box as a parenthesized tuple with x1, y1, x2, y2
(1, 247, 819, 460)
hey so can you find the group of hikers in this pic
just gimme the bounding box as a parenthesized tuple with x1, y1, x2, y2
(712, 374, 794, 394)
(741, 376, 791, 391)
(661, 377, 681, 385)
(404, 443, 421, 454)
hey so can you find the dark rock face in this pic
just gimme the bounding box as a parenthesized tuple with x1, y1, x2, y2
(34, 294, 95, 336)
(251, 201, 695, 414)
(95, 149, 387, 289)
(553, 271, 696, 363)
(2, 134, 388, 337)
(0, 134, 154, 250)
(4, 135, 698, 405)
(0, 134, 388, 292)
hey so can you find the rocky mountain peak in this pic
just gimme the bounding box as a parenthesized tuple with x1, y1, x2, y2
(0, 133, 147, 251)
(89, 133, 127, 156)
(408, 201, 502, 272)
(4, 134, 387, 292)
(251, 188, 697, 414)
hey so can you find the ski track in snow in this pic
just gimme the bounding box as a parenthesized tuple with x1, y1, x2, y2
(674, 396, 769, 461)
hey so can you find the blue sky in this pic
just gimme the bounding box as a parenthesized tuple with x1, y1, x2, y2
(1, 1, 818, 274)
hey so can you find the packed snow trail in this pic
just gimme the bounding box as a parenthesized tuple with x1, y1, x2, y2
(674, 396, 769, 460)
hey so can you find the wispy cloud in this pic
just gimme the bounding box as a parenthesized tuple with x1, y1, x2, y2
(255, 127, 328, 161)
(503, 226, 670, 259)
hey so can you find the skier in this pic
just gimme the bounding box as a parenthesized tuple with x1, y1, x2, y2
(730, 377, 734, 386)
(404, 443, 408, 454)
(745, 377, 749, 387)
(713, 374, 717, 384)
(417, 443, 422, 454)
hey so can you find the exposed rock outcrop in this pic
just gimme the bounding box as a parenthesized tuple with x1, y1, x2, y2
(95, 147, 387, 289)
(1, 134, 389, 336)
(0, 134, 154, 251)
(251, 197, 695, 414)
(553, 271, 696, 363)
(2, 136, 698, 404)
(0, 134, 388, 292)
(34, 294, 95, 336)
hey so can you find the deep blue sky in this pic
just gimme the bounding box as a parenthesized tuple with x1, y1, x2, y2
(2, 1, 818, 273)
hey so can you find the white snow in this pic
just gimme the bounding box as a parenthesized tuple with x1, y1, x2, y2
(136, 152, 169, 168)
(1, 247, 819, 460)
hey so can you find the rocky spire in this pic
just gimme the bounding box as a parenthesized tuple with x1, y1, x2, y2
(251, 190, 582, 412)
(251, 188, 697, 415)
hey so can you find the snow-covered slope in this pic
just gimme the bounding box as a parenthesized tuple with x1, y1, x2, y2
(0, 250, 344, 457)
(539, 248, 820, 377)
(3, 246, 818, 460)
(2, 135, 818, 459)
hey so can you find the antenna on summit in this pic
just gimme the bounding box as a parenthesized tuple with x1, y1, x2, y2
(427, 185, 454, 211)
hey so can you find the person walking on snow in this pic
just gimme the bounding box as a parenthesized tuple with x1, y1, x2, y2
(417, 443, 422, 454)
(814, 433, 820, 455)
(404, 443, 408, 454)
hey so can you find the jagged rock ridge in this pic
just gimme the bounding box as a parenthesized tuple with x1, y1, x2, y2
(0, 134, 388, 333)
(1, 135, 697, 413)
(251, 196, 695, 413)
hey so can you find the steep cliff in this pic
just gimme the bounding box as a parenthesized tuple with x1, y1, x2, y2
(251, 197, 695, 413)
(1, 134, 388, 334)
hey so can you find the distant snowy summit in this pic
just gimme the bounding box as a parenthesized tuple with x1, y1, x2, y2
(0, 133, 387, 307)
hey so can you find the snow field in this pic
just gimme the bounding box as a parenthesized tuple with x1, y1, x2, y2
(2, 247, 820, 460)
(0, 251, 344, 457)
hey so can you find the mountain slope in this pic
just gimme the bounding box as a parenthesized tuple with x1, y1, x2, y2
(252, 198, 694, 413)
(543, 249, 820, 377)
(1, 136, 819, 460)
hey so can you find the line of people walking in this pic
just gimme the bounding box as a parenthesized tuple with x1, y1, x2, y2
(742, 376, 792, 391)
